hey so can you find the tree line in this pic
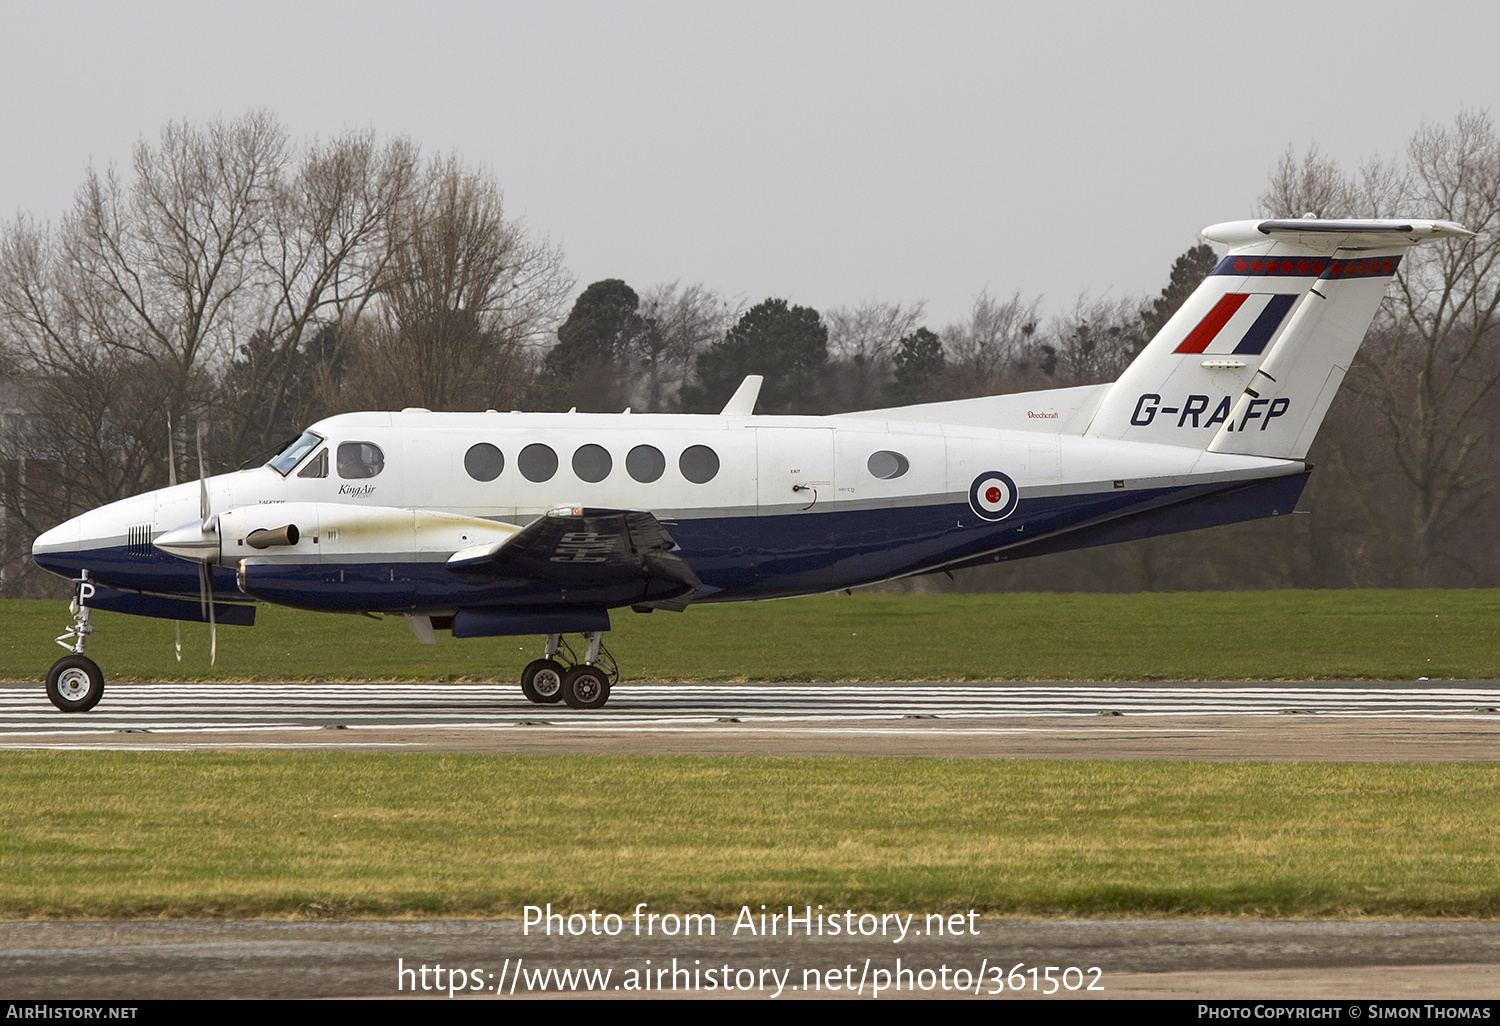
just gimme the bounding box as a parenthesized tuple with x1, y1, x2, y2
(2, 110, 1497, 597)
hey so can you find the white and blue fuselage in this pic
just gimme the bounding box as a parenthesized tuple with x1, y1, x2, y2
(33, 397, 1307, 616)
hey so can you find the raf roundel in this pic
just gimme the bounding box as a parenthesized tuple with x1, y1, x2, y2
(969, 471, 1019, 522)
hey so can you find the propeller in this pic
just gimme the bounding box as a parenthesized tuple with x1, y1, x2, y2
(154, 422, 218, 664)
(167, 415, 180, 662)
(196, 424, 217, 666)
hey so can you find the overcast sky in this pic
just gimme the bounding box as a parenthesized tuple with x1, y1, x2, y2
(3, 1, 1496, 328)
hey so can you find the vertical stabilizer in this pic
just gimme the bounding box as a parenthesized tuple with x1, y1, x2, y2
(1084, 218, 1472, 457)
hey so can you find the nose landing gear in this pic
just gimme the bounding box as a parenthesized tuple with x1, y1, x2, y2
(520, 631, 616, 709)
(47, 572, 104, 712)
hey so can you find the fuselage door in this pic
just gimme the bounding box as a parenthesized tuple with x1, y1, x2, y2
(754, 426, 836, 590)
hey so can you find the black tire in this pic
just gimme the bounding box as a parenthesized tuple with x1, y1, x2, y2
(46, 655, 104, 713)
(521, 659, 566, 704)
(561, 665, 610, 710)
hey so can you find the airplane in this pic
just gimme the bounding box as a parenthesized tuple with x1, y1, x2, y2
(30, 216, 1473, 712)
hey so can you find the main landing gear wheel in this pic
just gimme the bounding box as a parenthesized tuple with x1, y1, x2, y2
(561, 665, 610, 710)
(46, 655, 104, 713)
(521, 659, 566, 704)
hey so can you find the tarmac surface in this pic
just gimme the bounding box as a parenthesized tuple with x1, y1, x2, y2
(2, 919, 1496, 1000)
(3, 679, 1499, 760)
(3, 679, 1498, 1000)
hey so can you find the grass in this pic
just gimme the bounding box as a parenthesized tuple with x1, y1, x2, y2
(3, 753, 1498, 920)
(2, 588, 1498, 683)
(3, 590, 1496, 921)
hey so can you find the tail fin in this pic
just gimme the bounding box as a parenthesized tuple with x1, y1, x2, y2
(1084, 218, 1472, 458)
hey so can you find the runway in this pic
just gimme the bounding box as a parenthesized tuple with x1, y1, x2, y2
(2, 918, 1498, 1000)
(3, 680, 1498, 759)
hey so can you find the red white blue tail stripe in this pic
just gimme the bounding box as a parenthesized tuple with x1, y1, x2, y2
(1174, 293, 1298, 355)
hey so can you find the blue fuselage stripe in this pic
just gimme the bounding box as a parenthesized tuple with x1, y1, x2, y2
(35, 479, 1288, 613)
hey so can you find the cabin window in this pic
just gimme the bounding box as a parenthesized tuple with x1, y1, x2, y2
(267, 431, 323, 476)
(867, 450, 910, 480)
(337, 442, 385, 479)
(678, 444, 720, 484)
(464, 443, 505, 482)
(297, 448, 328, 479)
(519, 443, 558, 482)
(627, 444, 665, 483)
(572, 444, 612, 483)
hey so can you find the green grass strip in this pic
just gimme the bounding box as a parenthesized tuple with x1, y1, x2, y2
(3, 589, 1498, 683)
(3, 752, 1497, 919)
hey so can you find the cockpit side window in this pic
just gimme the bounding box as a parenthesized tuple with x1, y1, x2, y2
(297, 448, 328, 479)
(266, 431, 324, 477)
(337, 441, 385, 479)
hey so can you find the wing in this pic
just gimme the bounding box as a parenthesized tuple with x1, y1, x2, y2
(446, 506, 702, 611)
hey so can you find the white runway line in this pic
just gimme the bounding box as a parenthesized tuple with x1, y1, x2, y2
(2, 681, 1499, 736)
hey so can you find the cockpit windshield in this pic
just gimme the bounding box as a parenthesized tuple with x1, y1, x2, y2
(266, 431, 324, 477)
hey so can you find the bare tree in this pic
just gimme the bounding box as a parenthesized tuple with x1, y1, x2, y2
(822, 300, 926, 411)
(635, 282, 739, 411)
(335, 157, 571, 412)
(0, 112, 288, 515)
(1260, 145, 1361, 219)
(1036, 295, 1146, 386)
(1261, 110, 1500, 586)
(219, 130, 421, 463)
(939, 290, 1040, 396)
(0, 114, 573, 594)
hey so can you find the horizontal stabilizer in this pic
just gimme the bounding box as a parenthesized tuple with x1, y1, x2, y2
(1235, 218, 1474, 246)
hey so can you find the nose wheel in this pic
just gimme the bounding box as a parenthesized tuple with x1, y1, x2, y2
(48, 573, 104, 712)
(520, 632, 616, 709)
(47, 655, 105, 713)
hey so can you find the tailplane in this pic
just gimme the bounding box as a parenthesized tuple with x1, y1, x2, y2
(1084, 218, 1472, 458)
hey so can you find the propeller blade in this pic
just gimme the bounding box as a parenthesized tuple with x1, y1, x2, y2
(196, 421, 216, 662)
(167, 414, 178, 487)
(169, 415, 183, 663)
(197, 562, 217, 667)
(197, 424, 209, 522)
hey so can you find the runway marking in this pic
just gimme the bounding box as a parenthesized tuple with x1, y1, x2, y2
(2, 681, 1499, 738)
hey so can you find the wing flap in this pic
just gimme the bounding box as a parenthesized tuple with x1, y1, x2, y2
(447, 507, 702, 609)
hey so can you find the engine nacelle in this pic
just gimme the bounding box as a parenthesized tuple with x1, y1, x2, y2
(207, 502, 520, 567)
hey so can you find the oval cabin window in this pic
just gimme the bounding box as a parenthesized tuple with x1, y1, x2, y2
(464, 443, 505, 481)
(867, 450, 910, 480)
(627, 444, 666, 483)
(572, 444, 612, 483)
(678, 445, 720, 484)
(518, 443, 558, 482)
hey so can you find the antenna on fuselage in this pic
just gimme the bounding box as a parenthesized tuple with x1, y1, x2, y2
(719, 375, 763, 416)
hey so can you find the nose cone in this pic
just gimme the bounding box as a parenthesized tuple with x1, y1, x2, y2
(31, 518, 83, 576)
(30, 491, 162, 579)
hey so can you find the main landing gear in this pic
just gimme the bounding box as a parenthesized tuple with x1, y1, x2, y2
(47, 572, 104, 713)
(521, 631, 617, 710)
